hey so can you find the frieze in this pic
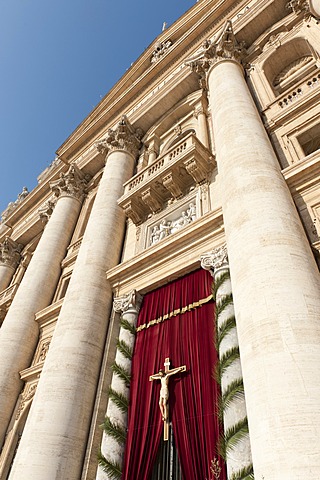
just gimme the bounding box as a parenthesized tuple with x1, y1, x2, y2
(149, 202, 196, 246)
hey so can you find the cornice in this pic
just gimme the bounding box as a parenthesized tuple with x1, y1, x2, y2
(55, 0, 257, 162)
(283, 151, 320, 193)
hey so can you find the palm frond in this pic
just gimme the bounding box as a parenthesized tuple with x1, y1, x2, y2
(117, 339, 133, 360)
(101, 416, 126, 445)
(215, 293, 233, 318)
(108, 387, 129, 414)
(229, 463, 254, 480)
(218, 346, 240, 379)
(224, 417, 249, 456)
(98, 451, 122, 479)
(212, 270, 230, 301)
(120, 317, 136, 336)
(217, 315, 236, 347)
(112, 362, 131, 387)
(220, 378, 244, 416)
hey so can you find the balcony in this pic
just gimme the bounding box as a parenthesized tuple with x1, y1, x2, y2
(118, 133, 215, 225)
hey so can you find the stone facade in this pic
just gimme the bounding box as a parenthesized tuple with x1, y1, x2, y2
(0, 1, 320, 479)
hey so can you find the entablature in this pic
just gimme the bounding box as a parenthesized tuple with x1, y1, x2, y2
(118, 133, 215, 225)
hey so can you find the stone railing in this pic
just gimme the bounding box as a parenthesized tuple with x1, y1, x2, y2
(118, 133, 215, 225)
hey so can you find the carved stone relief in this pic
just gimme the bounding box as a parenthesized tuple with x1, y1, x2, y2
(15, 384, 37, 421)
(151, 40, 172, 63)
(149, 202, 197, 246)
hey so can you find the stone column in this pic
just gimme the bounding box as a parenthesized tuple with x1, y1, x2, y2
(97, 290, 143, 480)
(0, 164, 88, 449)
(189, 21, 320, 479)
(0, 237, 22, 292)
(9, 117, 142, 480)
(201, 245, 252, 479)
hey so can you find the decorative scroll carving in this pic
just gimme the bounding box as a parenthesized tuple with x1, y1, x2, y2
(122, 199, 145, 225)
(113, 289, 143, 314)
(141, 187, 163, 214)
(150, 203, 196, 246)
(200, 244, 229, 273)
(38, 200, 56, 225)
(161, 172, 184, 199)
(96, 116, 143, 159)
(0, 237, 23, 269)
(185, 21, 246, 88)
(15, 384, 37, 420)
(286, 0, 309, 14)
(151, 40, 172, 63)
(50, 164, 90, 202)
(1, 187, 29, 222)
(184, 158, 208, 185)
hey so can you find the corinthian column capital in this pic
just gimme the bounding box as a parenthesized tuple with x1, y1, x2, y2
(0, 237, 23, 269)
(50, 164, 90, 202)
(286, 0, 309, 14)
(96, 116, 143, 159)
(186, 21, 246, 88)
(113, 289, 143, 315)
(200, 244, 229, 275)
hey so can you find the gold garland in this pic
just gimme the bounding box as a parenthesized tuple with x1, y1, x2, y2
(136, 294, 213, 332)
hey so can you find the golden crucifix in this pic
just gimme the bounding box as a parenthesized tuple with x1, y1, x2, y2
(149, 357, 186, 441)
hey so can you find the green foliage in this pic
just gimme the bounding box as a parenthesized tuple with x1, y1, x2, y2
(117, 339, 133, 360)
(215, 346, 240, 382)
(98, 451, 122, 480)
(217, 315, 236, 347)
(215, 293, 234, 319)
(112, 362, 131, 387)
(220, 378, 244, 417)
(229, 463, 254, 480)
(108, 387, 129, 414)
(101, 416, 126, 445)
(224, 417, 249, 457)
(212, 271, 230, 301)
(120, 317, 136, 336)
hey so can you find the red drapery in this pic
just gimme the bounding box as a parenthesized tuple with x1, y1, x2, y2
(122, 269, 226, 480)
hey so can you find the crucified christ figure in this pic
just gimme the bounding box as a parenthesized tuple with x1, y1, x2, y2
(149, 358, 186, 431)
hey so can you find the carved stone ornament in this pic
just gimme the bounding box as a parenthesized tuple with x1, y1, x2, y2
(113, 289, 143, 314)
(1, 187, 29, 222)
(50, 164, 90, 202)
(0, 237, 23, 269)
(15, 384, 37, 420)
(151, 40, 173, 63)
(286, 0, 309, 14)
(38, 337, 52, 363)
(38, 199, 56, 225)
(185, 20, 246, 88)
(200, 244, 229, 273)
(95, 116, 143, 159)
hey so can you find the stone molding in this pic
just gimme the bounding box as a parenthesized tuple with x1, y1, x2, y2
(1, 187, 29, 223)
(150, 40, 172, 64)
(15, 384, 37, 421)
(200, 243, 228, 273)
(185, 20, 246, 88)
(96, 116, 143, 159)
(0, 237, 23, 270)
(50, 164, 90, 202)
(113, 289, 143, 315)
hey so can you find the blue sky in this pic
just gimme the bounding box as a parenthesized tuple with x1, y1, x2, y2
(0, 0, 196, 215)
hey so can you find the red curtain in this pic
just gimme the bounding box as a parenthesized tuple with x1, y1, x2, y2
(122, 269, 225, 480)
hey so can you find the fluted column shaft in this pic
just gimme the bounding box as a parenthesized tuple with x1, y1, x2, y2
(9, 118, 141, 480)
(0, 170, 85, 448)
(205, 26, 320, 479)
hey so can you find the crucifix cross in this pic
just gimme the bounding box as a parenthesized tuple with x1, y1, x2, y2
(149, 357, 186, 441)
